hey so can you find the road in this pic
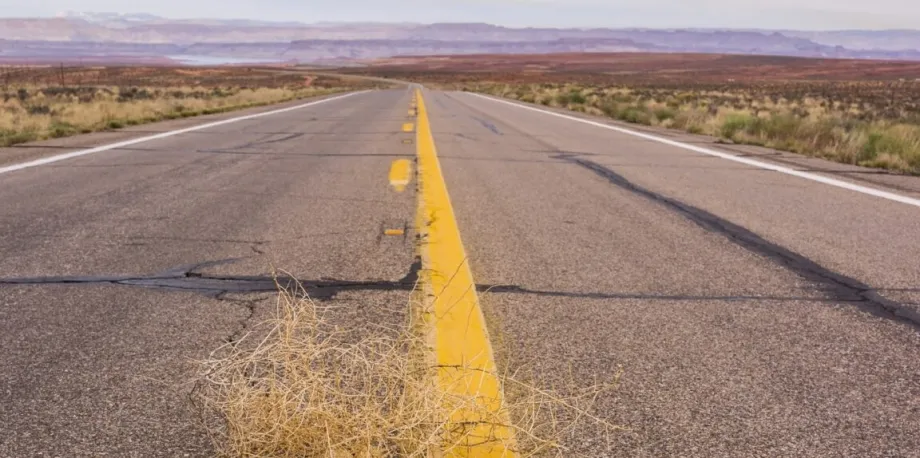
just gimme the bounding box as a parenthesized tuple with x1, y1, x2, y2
(1, 88, 919, 457)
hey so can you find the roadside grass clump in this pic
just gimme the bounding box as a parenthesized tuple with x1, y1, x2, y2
(0, 83, 352, 148)
(719, 113, 760, 139)
(465, 82, 920, 174)
(193, 284, 621, 457)
(653, 107, 677, 123)
(619, 106, 653, 125)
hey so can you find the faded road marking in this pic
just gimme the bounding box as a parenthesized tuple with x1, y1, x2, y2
(415, 89, 518, 457)
(403, 122, 416, 132)
(0, 91, 367, 175)
(388, 159, 413, 192)
(468, 92, 920, 209)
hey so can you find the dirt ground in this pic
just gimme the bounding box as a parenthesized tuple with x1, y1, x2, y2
(352, 52, 920, 84)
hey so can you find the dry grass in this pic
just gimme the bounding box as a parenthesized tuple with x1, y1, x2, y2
(0, 85, 345, 147)
(0, 68, 385, 147)
(1, 66, 323, 89)
(193, 283, 621, 457)
(465, 82, 920, 174)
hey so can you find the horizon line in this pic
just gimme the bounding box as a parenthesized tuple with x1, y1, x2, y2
(2, 12, 918, 33)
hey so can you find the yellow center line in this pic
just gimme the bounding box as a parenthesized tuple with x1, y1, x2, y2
(388, 159, 413, 192)
(403, 122, 416, 132)
(414, 89, 519, 457)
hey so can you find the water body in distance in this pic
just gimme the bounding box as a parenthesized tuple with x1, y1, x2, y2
(167, 55, 287, 66)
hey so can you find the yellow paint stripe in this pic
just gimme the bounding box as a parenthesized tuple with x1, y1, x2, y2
(415, 89, 518, 457)
(389, 159, 413, 192)
(403, 122, 416, 132)
(384, 228, 405, 236)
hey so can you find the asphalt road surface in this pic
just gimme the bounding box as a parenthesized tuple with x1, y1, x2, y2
(2, 88, 919, 457)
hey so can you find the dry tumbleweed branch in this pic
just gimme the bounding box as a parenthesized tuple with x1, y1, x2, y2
(193, 284, 622, 457)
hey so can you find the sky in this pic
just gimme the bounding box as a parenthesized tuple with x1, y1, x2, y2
(1, 0, 918, 30)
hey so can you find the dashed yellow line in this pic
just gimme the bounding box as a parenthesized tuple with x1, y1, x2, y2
(388, 159, 413, 192)
(403, 122, 416, 132)
(414, 89, 518, 457)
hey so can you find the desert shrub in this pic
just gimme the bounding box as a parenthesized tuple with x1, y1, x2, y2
(49, 121, 77, 138)
(27, 104, 52, 116)
(653, 107, 677, 122)
(860, 126, 920, 165)
(117, 87, 153, 102)
(619, 106, 653, 125)
(599, 100, 620, 118)
(720, 114, 757, 139)
(567, 90, 587, 105)
(0, 129, 38, 146)
(464, 80, 920, 174)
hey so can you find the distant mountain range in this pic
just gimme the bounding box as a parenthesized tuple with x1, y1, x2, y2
(2, 12, 920, 64)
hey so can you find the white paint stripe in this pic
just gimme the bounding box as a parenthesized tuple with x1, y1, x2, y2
(467, 92, 920, 209)
(0, 91, 367, 175)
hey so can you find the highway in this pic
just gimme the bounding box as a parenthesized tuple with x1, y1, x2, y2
(1, 88, 919, 457)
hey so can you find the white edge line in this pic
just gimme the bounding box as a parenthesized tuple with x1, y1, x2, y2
(466, 92, 920, 209)
(0, 91, 368, 175)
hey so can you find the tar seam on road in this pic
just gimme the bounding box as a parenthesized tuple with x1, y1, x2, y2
(415, 89, 520, 456)
(0, 91, 367, 175)
(1, 267, 844, 305)
(467, 92, 920, 209)
(440, 91, 920, 329)
(558, 154, 920, 331)
(0, 258, 423, 300)
(471, 116, 502, 135)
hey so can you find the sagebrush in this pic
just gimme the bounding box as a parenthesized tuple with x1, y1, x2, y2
(467, 82, 920, 174)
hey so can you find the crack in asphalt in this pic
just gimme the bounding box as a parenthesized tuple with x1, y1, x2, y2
(125, 235, 271, 246)
(199, 132, 306, 154)
(214, 292, 268, 344)
(479, 284, 850, 303)
(557, 154, 920, 330)
(1, 255, 834, 305)
(0, 258, 425, 301)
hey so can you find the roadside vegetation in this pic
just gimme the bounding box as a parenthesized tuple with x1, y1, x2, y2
(463, 81, 920, 174)
(0, 67, 377, 147)
(194, 285, 621, 457)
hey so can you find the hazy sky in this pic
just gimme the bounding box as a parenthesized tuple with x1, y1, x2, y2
(2, 0, 918, 30)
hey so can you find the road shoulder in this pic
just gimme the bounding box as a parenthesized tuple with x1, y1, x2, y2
(0, 91, 362, 169)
